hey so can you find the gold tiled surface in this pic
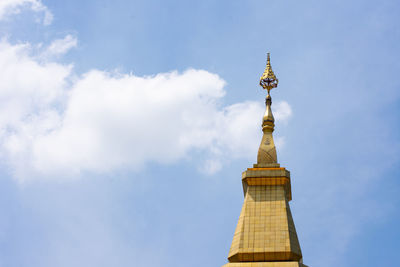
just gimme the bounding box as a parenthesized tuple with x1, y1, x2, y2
(222, 262, 308, 267)
(241, 168, 292, 200)
(228, 185, 302, 262)
(253, 163, 280, 168)
(242, 177, 291, 201)
(242, 168, 290, 178)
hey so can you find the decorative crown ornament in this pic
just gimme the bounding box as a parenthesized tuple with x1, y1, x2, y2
(259, 53, 278, 95)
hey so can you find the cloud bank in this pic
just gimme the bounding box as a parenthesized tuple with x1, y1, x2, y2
(0, 38, 292, 181)
(0, 0, 53, 25)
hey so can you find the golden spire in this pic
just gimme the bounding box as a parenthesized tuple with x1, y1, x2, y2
(259, 53, 278, 95)
(257, 53, 278, 165)
(222, 53, 307, 267)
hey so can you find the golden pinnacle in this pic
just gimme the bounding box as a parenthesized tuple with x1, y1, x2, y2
(259, 53, 278, 95)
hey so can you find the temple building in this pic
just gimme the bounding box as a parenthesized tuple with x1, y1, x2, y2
(222, 54, 308, 267)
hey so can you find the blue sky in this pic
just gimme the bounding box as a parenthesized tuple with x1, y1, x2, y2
(0, 0, 399, 267)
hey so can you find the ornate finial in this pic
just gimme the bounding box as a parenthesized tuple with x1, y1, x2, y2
(259, 53, 278, 95)
(257, 53, 278, 165)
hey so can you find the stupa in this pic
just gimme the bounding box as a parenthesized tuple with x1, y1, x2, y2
(222, 53, 308, 267)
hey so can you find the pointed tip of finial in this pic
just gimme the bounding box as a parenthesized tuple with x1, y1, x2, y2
(260, 52, 278, 91)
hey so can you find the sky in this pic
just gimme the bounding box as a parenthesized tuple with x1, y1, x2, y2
(0, 0, 399, 267)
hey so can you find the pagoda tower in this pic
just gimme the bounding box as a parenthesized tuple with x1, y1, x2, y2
(222, 54, 308, 267)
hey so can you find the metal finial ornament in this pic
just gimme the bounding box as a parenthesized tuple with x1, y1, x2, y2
(259, 53, 278, 95)
(256, 53, 278, 165)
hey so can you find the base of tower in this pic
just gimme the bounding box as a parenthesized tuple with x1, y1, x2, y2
(222, 262, 308, 267)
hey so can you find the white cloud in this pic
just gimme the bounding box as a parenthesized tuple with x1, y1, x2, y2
(0, 40, 69, 129)
(43, 35, 78, 57)
(0, 0, 53, 25)
(0, 39, 292, 181)
(274, 101, 292, 122)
